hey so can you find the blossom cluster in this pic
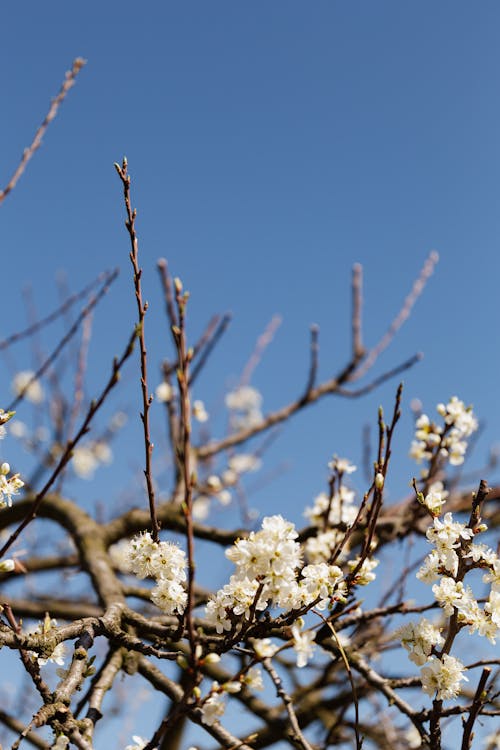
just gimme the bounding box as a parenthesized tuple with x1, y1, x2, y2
(399, 399, 499, 701)
(123, 532, 188, 615)
(410, 396, 478, 468)
(72, 440, 113, 479)
(225, 385, 263, 430)
(200, 667, 264, 726)
(303, 457, 359, 564)
(205, 515, 346, 638)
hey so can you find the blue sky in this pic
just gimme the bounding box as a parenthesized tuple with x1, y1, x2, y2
(1, 2, 500, 747)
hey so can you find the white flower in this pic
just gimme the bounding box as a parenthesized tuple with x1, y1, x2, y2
(192, 400, 208, 422)
(484, 559, 500, 592)
(125, 737, 157, 750)
(328, 456, 356, 475)
(12, 371, 44, 404)
(227, 453, 261, 475)
(416, 550, 441, 584)
(420, 654, 468, 700)
(347, 557, 379, 585)
(304, 487, 358, 529)
(396, 618, 444, 666)
(291, 622, 316, 668)
(226, 386, 263, 429)
(420, 487, 446, 516)
(304, 529, 344, 564)
(225, 386, 262, 412)
(72, 446, 98, 479)
(243, 666, 264, 691)
(0, 469, 24, 508)
(151, 578, 187, 615)
(485, 590, 500, 628)
(192, 496, 210, 520)
(9, 420, 27, 438)
(156, 382, 173, 402)
(108, 539, 133, 574)
(251, 638, 278, 659)
(222, 681, 241, 694)
(38, 641, 66, 667)
(299, 563, 346, 608)
(432, 577, 464, 616)
(426, 512, 473, 549)
(206, 475, 222, 492)
(27, 616, 66, 667)
(93, 441, 112, 464)
(201, 688, 226, 725)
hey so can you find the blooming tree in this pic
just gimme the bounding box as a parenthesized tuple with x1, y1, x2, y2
(0, 60, 499, 750)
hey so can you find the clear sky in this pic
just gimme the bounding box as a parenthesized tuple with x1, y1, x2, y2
(1, 2, 499, 747)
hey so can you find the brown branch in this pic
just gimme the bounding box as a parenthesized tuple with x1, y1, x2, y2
(7, 269, 119, 412)
(351, 263, 365, 360)
(189, 312, 232, 386)
(157, 258, 178, 329)
(0, 58, 86, 205)
(0, 324, 137, 560)
(240, 314, 282, 386)
(0, 710, 48, 750)
(0, 270, 109, 351)
(171, 278, 197, 669)
(303, 324, 319, 395)
(115, 157, 160, 543)
(461, 667, 491, 750)
(262, 658, 315, 750)
(350, 250, 438, 381)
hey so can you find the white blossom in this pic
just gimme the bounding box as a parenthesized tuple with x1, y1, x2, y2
(304, 487, 358, 529)
(243, 666, 264, 691)
(0, 465, 24, 508)
(125, 737, 157, 750)
(420, 654, 468, 700)
(347, 557, 379, 585)
(396, 618, 444, 666)
(227, 453, 261, 475)
(328, 456, 356, 475)
(291, 621, 316, 668)
(251, 638, 278, 659)
(156, 381, 173, 402)
(432, 577, 464, 616)
(192, 400, 208, 422)
(201, 687, 226, 726)
(12, 371, 44, 404)
(226, 386, 263, 429)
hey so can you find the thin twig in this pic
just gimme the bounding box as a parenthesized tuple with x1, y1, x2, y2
(0, 59, 86, 205)
(0, 271, 109, 351)
(351, 251, 438, 381)
(261, 658, 315, 750)
(115, 157, 160, 542)
(461, 667, 491, 750)
(304, 324, 319, 395)
(7, 269, 119, 412)
(240, 314, 282, 386)
(0, 325, 138, 559)
(351, 263, 365, 360)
